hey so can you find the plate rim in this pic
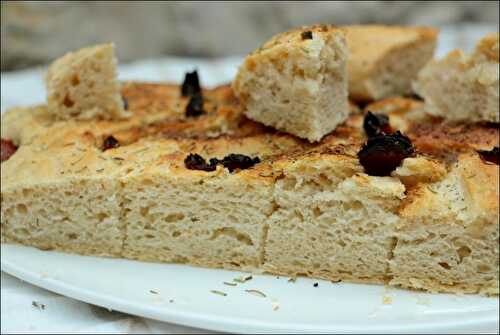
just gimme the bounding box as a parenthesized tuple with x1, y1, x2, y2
(1, 245, 499, 334)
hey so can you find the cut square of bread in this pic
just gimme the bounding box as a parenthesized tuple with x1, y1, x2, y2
(390, 153, 500, 295)
(121, 154, 275, 270)
(232, 24, 349, 142)
(1, 81, 498, 296)
(345, 25, 438, 102)
(46, 43, 129, 121)
(414, 32, 499, 123)
(264, 155, 403, 284)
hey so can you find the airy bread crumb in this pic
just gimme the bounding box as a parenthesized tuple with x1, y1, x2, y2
(345, 25, 438, 102)
(233, 24, 349, 142)
(414, 32, 499, 123)
(46, 43, 129, 121)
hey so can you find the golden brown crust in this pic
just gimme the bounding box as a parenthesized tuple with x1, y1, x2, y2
(407, 121, 499, 157)
(397, 152, 499, 218)
(2, 83, 497, 191)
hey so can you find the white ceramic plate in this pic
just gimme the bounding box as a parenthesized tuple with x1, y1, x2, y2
(1, 244, 498, 333)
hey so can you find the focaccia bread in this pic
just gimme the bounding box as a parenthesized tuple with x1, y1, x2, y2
(1, 81, 498, 295)
(345, 25, 438, 102)
(414, 32, 499, 123)
(45, 43, 129, 121)
(233, 24, 349, 142)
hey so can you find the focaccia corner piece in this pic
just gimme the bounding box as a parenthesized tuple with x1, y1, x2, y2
(233, 24, 349, 142)
(414, 32, 499, 123)
(46, 43, 130, 121)
(345, 25, 438, 102)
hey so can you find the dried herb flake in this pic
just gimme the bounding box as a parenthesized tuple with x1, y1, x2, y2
(210, 290, 227, 297)
(245, 289, 266, 298)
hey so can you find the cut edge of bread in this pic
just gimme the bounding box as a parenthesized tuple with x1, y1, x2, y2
(414, 32, 499, 123)
(233, 24, 349, 142)
(346, 25, 438, 102)
(45, 43, 130, 121)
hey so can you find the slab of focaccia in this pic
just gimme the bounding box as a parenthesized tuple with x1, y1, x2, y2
(1, 82, 498, 295)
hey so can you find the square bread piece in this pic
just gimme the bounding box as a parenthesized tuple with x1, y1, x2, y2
(264, 155, 404, 284)
(121, 155, 275, 271)
(46, 43, 129, 121)
(390, 153, 500, 296)
(345, 25, 438, 102)
(232, 24, 349, 142)
(414, 32, 499, 123)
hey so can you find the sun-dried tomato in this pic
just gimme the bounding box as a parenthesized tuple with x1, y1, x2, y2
(220, 154, 260, 173)
(185, 93, 205, 117)
(1, 138, 18, 162)
(181, 70, 201, 97)
(209, 158, 220, 167)
(477, 147, 499, 165)
(363, 111, 392, 138)
(301, 31, 313, 40)
(184, 153, 217, 172)
(102, 135, 120, 151)
(184, 153, 260, 173)
(357, 131, 415, 176)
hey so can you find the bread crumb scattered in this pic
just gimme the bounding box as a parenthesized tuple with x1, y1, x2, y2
(382, 296, 393, 305)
